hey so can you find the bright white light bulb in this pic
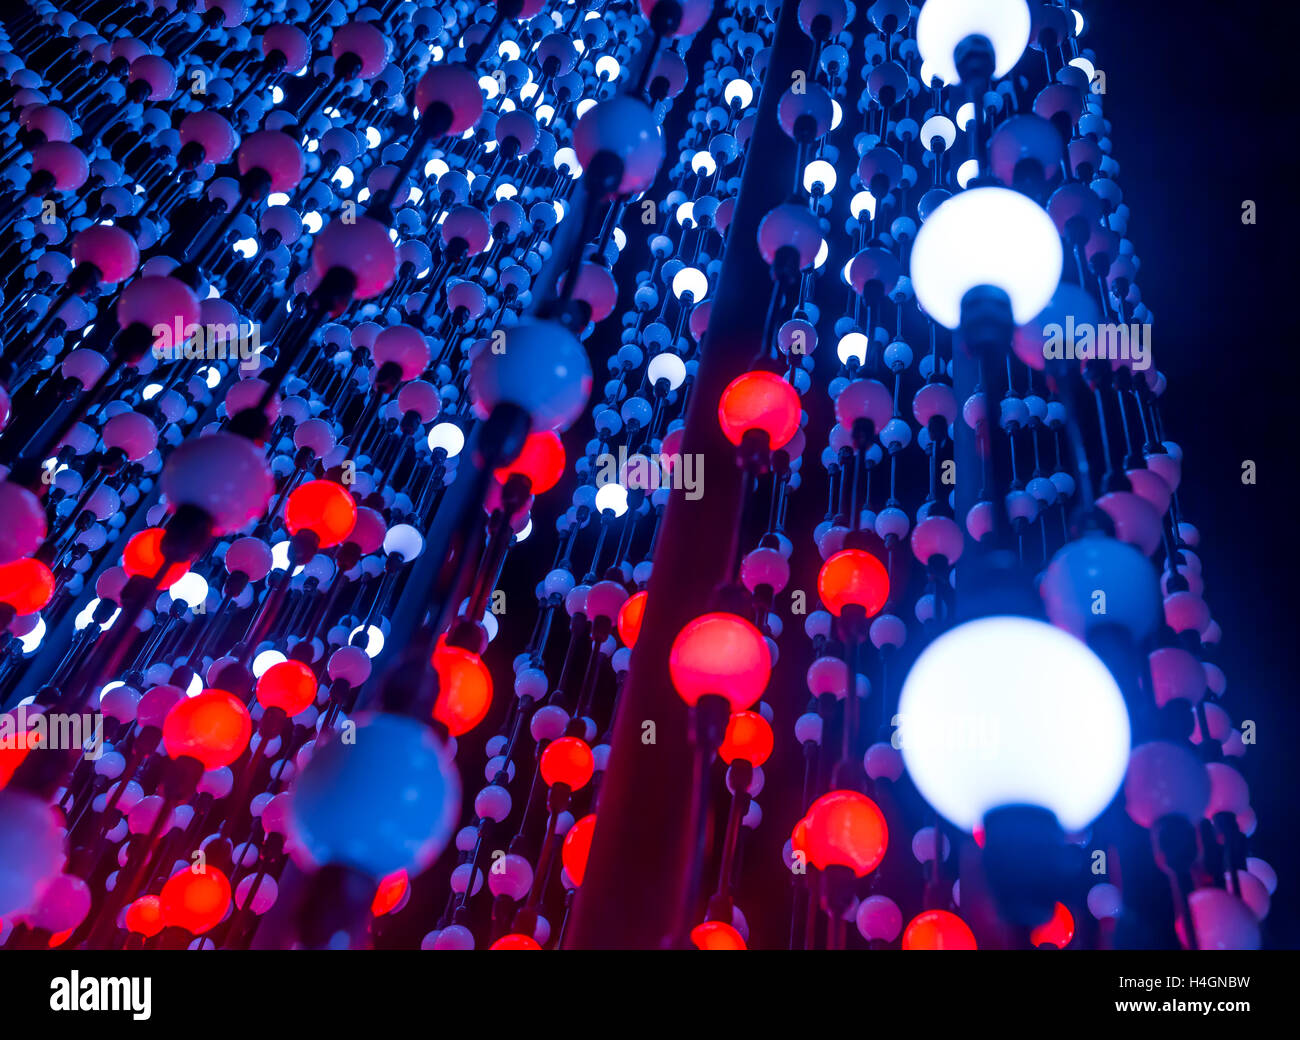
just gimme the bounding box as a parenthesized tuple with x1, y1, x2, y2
(672, 267, 707, 301)
(850, 190, 877, 221)
(428, 422, 465, 458)
(803, 159, 837, 194)
(909, 185, 1063, 328)
(350, 624, 385, 658)
(595, 482, 629, 517)
(647, 352, 686, 390)
(168, 571, 208, 609)
(897, 615, 1130, 832)
(253, 649, 287, 678)
(916, 0, 1032, 85)
(837, 331, 869, 365)
(724, 78, 754, 108)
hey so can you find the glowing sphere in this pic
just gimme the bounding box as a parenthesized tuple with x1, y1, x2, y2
(1030, 902, 1075, 948)
(903, 909, 977, 950)
(431, 641, 493, 736)
(124, 895, 165, 937)
(669, 613, 771, 710)
(0, 791, 65, 916)
(490, 933, 541, 950)
(897, 616, 1130, 832)
(540, 736, 595, 791)
(162, 689, 252, 770)
(0, 558, 55, 615)
(817, 549, 890, 617)
(123, 528, 191, 587)
(617, 589, 647, 648)
(910, 186, 1062, 328)
(493, 430, 565, 493)
(717, 371, 801, 450)
(255, 660, 318, 716)
(160, 866, 231, 934)
(289, 713, 460, 877)
(719, 711, 775, 767)
(562, 814, 597, 886)
(285, 480, 357, 548)
(916, 0, 1031, 85)
(791, 790, 888, 877)
(690, 921, 747, 950)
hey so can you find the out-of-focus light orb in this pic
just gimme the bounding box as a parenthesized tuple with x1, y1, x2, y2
(428, 422, 465, 458)
(955, 158, 979, 188)
(955, 101, 975, 130)
(910, 186, 1063, 328)
(513, 517, 532, 542)
(916, 0, 1032, 85)
(594, 482, 629, 517)
(897, 615, 1130, 832)
(803, 159, 836, 194)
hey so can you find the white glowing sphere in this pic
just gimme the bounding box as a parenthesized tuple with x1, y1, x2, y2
(168, 571, 209, 609)
(427, 422, 465, 458)
(594, 482, 629, 517)
(910, 186, 1062, 328)
(897, 615, 1130, 832)
(647, 352, 687, 391)
(916, 0, 1031, 85)
(803, 159, 837, 194)
(672, 267, 707, 301)
(253, 649, 287, 678)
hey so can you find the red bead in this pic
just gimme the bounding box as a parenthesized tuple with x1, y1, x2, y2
(717, 370, 801, 450)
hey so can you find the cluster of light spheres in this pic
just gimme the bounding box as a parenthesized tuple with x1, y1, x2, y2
(0, 0, 1269, 957)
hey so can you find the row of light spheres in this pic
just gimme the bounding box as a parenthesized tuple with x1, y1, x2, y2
(0, 0, 1266, 951)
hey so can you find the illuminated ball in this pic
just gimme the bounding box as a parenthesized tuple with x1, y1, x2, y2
(562, 814, 597, 887)
(669, 613, 770, 710)
(255, 660, 318, 716)
(717, 371, 801, 450)
(540, 736, 595, 791)
(162, 689, 252, 770)
(0, 557, 55, 615)
(690, 921, 747, 950)
(160, 866, 231, 934)
(493, 430, 565, 493)
(431, 641, 493, 736)
(285, 480, 357, 548)
(791, 790, 888, 877)
(123, 527, 190, 587)
(817, 549, 889, 617)
(903, 909, 977, 950)
(719, 711, 774, 767)
(289, 713, 460, 877)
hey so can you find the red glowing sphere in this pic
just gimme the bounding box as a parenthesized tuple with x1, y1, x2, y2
(123, 527, 191, 587)
(255, 659, 318, 716)
(490, 933, 541, 950)
(717, 370, 801, 451)
(616, 589, 647, 648)
(791, 790, 888, 877)
(124, 895, 165, 937)
(690, 921, 747, 950)
(719, 711, 774, 767)
(562, 813, 597, 887)
(902, 909, 977, 950)
(284, 480, 357, 548)
(669, 612, 770, 710)
(1030, 902, 1075, 949)
(493, 430, 566, 493)
(817, 549, 889, 617)
(0, 557, 55, 614)
(161, 688, 252, 770)
(431, 640, 493, 736)
(160, 866, 231, 934)
(539, 736, 595, 791)
(371, 870, 408, 916)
